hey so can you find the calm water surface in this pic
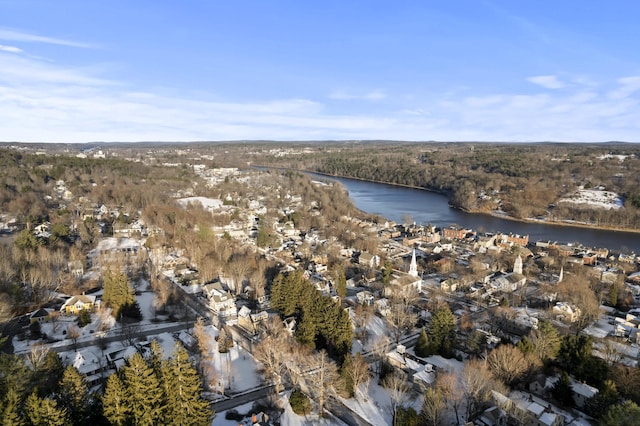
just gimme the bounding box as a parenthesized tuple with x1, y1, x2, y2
(312, 174, 640, 254)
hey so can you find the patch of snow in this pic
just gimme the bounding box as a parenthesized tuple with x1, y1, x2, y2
(558, 189, 624, 210)
(177, 197, 223, 211)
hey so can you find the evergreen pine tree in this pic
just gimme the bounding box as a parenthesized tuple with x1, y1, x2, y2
(269, 273, 287, 314)
(0, 354, 31, 398)
(103, 270, 135, 319)
(551, 372, 574, 407)
(517, 337, 535, 355)
(332, 305, 354, 360)
(1, 388, 25, 426)
(382, 261, 393, 286)
(147, 339, 165, 378)
(39, 351, 65, 396)
(584, 379, 619, 419)
(427, 307, 456, 357)
(121, 353, 165, 426)
(335, 267, 347, 299)
(163, 344, 213, 426)
(25, 391, 69, 426)
(415, 328, 430, 357)
(341, 355, 355, 398)
(57, 366, 90, 425)
(102, 374, 129, 426)
(295, 314, 317, 348)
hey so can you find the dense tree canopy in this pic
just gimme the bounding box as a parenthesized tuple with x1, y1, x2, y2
(270, 270, 352, 362)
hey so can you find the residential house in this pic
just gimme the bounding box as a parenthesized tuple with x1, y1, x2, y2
(355, 290, 375, 306)
(439, 279, 458, 293)
(491, 391, 565, 426)
(67, 260, 84, 278)
(90, 237, 141, 269)
(553, 302, 581, 323)
(571, 380, 598, 409)
(202, 280, 238, 325)
(66, 350, 107, 387)
(237, 306, 269, 335)
(60, 294, 98, 315)
(358, 252, 380, 269)
(106, 346, 139, 371)
(176, 330, 197, 351)
(283, 317, 296, 335)
(412, 364, 437, 391)
(33, 222, 51, 239)
(474, 406, 507, 426)
(375, 298, 390, 317)
(29, 308, 53, 324)
(600, 267, 622, 284)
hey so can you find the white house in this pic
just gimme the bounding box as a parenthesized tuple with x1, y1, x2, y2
(202, 280, 238, 325)
(553, 302, 581, 323)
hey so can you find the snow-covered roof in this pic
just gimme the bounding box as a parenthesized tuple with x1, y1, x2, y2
(572, 381, 598, 398)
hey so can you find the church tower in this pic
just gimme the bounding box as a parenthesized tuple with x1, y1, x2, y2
(513, 254, 523, 275)
(409, 249, 418, 277)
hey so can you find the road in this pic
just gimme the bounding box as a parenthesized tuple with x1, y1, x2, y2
(16, 321, 194, 355)
(210, 385, 276, 412)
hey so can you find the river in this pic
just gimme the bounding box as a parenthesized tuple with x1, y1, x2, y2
(310, 174, 640, 254)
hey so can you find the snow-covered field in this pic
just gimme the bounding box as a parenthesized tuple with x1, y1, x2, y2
(558, 188, 624, 210)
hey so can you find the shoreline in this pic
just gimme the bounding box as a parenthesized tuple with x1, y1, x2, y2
(302, 169, 640, 237)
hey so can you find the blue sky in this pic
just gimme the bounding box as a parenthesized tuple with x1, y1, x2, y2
(1, 1, 639, 142)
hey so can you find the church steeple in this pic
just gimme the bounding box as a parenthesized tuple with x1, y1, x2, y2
(409, 249, 418, 277)
(513, 254, 523, 275)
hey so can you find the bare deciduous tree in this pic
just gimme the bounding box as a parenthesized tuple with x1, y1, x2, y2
(486, 344, 540, 386)
(304, 350, 343, 417)
(26, 342, 51, 372)
(192, 316, 217, 390)
(353, 303, 373, 343)
(119, 321, 141, 347)
(461, 359, 505, 422)
(382, 370, 412, 426)
(387, 286, 418, 343)
(253, 317, 292, 393)
(371, 334, 391, 376)
(345, 353, 371, 399)
(421, 387, 446, 426)
(67, 324, 81, 351)
(436, 372, 464, 425)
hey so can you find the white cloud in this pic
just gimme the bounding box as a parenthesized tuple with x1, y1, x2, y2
(0, 44, 22, 53)
(527, 75, 566, 89)
(608, 76, 640, 100)
(0, 54, 114, 86)
(0, 28, 94, 48)
(329, 90, 386, 101)
(0, 48, 638, 143)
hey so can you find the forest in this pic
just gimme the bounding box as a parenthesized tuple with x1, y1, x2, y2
(223, 141, 640, 231)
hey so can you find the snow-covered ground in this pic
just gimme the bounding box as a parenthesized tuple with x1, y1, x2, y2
(177, 196, 223, 210)
(558, 188, 624, 210)
(202, 324, 261, 395)
(339, 382, 394, 426)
